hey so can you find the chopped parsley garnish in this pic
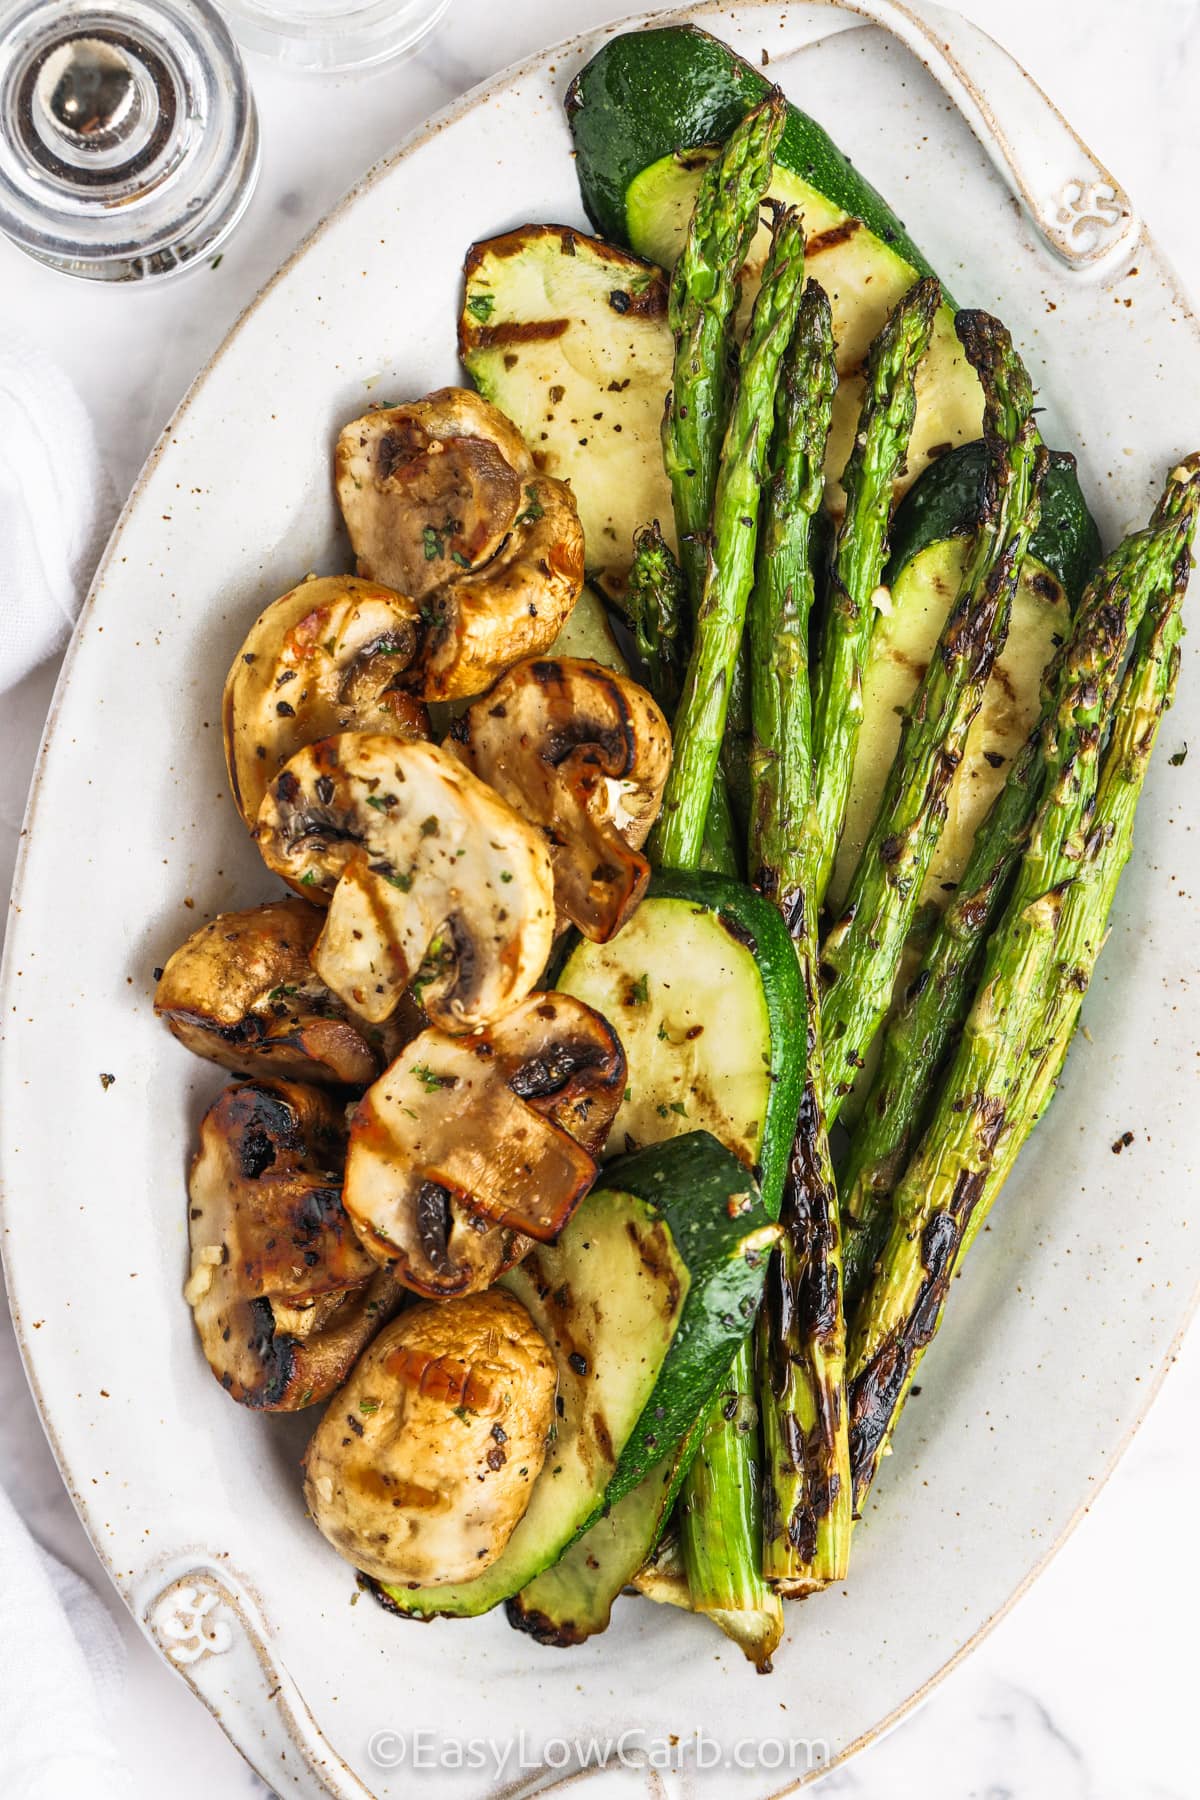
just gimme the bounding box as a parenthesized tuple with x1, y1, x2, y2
(410, 1062, 449, 1092)
(382, 870, 413, 892)
(499, 870, 513, 883)
(465, 293, 494, 322)
(358, 1398, 381, 1414)
(422, 515, 462, 562)
(267, 984, 299, 1000)
(299, 871, 318, 887)
(419, 816, 439, 837)
(514, 485, 545, 527)
(669, 1101, 689, 1118)
(628, 973, 650, 1006)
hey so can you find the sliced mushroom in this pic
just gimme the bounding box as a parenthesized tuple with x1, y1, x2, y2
(185, 1078, 402, 1409)
(222, 575, 430, 827)
(334, 388, 585, 701)
(451, 657, 672, 940)
(254, 733, 555, 1030)
(303, 1291, 556, 1585)
(344, 992, 625, 1298)
(155, 899, 421, 1087)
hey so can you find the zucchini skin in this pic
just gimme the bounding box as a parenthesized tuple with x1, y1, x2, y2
(589, 1133, 777, 1513)
(567, 24, 936, 279)
(887, 442, 1103, 607)
(641, 868, 805, 1220)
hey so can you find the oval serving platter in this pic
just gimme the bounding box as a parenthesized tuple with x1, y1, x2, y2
(2, 4, 1199, 1797)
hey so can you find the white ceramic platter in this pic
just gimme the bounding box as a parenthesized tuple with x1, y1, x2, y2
(3, 4, 1198, 1796)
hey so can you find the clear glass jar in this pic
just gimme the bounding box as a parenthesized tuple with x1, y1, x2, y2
(0, 0, 260, 282)
(218, 0, 453, 74)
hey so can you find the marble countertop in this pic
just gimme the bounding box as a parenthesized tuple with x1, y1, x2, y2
(2, 2, 1197, 1796)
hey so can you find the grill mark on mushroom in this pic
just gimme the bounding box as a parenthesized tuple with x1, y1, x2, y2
(344, 994, 625, 1297)
(255, 735, 556, 1030)
(185, 1078, 402, 1411)
(333, 389, 584, 701)
(452, 657, 671, 942)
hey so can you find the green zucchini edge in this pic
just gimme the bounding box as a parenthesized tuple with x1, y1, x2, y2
(886, 442, 1102, 607)
(642, 868, 805, 1221)
(567, 23, 937, 282)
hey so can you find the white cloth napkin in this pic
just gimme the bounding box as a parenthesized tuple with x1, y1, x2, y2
(0, 337, 114, 692)
(0, 1487, 132, 1799)
(0, 336, 130, 1797)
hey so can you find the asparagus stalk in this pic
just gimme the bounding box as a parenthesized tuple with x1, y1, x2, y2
(840, 456, 1200, 1302)
(745, 282, 850, 1590)
(662, 93, 785, 614)
(846, 457, 1200, 1508)
(626, 524, 740, 873)
(818, 313, 1047, 1128)
(809, 277, 941, 905)
(678, 1343, 780, 1669)
(653, 207, 809, 870)
(626, 521, 687, 716)
(664, 208, 808, 1667)
(839, 729, 1043, 1306)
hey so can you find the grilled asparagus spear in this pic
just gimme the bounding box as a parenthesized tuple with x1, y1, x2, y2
(847, 457, 1200, 1507)
(658, 205, 809, 1671)
(809, 277, 941, 905)
(653, 207, 808, 869)
(819, 313, 1047, 1128)
(627, 524, 741, 874)
(840, 456, 1199, 1301)
(661, 92, 785, 614)
(746, 281, 850, 1590)
(626, 521, 687, 715)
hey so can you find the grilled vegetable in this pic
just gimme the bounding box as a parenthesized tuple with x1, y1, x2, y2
(558, 870, 805, 1216)
(335, 388, 584, 700)
(838, 458, 1100, 1302)
(508, 1438, 701, 1646)
(185, 1079, 401, 1410)
(567, 24, 983, 502)
(828, 446, 1097, 917)
(368, 1133, 778, 1620)
(154, 899, 417, 1087)
(660, 93, 784, 612)
(343, 992, 624, 1294)
(847, 457, 1200, 1506)
(653, 207, 808, 870)
(819, 313, 1046, 1126)
(561, 869, 802, 1660)
(809, 277, 940, 905)
(625, 522, 687, 714)
(548, 584, 629, 674)
(460, 227, 673, 591)
(450, 657, 671, 941)
(304, 1291, 557, 1584)
(222, 576, 430, 828)
(254, 735, 555, 1029)
(746, 279, 850, 1592)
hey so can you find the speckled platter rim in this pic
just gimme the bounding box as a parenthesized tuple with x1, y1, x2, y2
(2, 4, 1198, 1796)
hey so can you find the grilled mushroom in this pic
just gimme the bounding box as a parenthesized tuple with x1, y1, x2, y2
(223, 575, 430, 827)
(344, 992, 625, 1298)
(254, 734, 555, 1030)
(154, 899, 420, 1087)
(185, 1079, 402, 1410)
(303, 1291, 556, 1585)
(452, 657, 672, 941)
(334, 388, 585, 701)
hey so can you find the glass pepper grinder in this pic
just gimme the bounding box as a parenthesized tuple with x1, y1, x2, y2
(0, 0, 259, 282)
